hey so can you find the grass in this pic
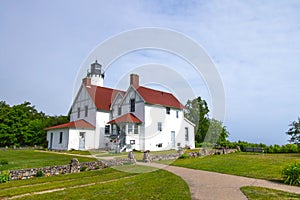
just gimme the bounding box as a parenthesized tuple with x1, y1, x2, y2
(0, 150, 96, 171)
(55, 149, 92, 155)
(112, 164, 158, 173)
(241, 186, 300, 200)
(173, 152, 300, 181)
(0, 167, 190, 200)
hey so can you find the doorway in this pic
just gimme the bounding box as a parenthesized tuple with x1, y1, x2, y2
(79, 132, 85, 150)
(171, 131, 175, 149)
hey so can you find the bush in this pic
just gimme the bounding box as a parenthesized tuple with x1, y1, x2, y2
(179, 153, 190, 159)
(0, 171, 10, 183)
(80, 166, 87, 171)
(0, 160, 8, 165)
(282, 163, 300, 186)
(36, 170, 44, 177)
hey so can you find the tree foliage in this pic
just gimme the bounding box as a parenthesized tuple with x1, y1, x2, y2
(286, 117, 300, 145)
(184, 97, 229, 144)
(185, 97, 210, 143)
(0, 101, 69, 147)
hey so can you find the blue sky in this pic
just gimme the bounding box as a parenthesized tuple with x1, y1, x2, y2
(1, 0, 300, 145)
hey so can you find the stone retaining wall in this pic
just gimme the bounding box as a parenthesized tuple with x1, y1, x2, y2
(8, 158, 133, 180)
(149, 153, 182, 162)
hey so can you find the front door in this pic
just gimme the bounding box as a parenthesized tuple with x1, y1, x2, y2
(79, 132, 85, 150)
(171, 131, 175, 149)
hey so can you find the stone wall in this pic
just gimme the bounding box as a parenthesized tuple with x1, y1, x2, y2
(149, 153, 182, 162)
(8, 158, 133, 181)
(142, 148, 238, 162)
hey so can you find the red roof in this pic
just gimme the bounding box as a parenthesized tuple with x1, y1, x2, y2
(45, 119, 95, 130)
(136, 86, 185, 109)
(107, 113, 142, 124)
(85, 85, 125, 111)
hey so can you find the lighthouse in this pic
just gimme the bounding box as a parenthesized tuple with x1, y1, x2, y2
(82, 60, 105, 87)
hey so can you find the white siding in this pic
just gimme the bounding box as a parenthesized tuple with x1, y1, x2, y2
(96, 111, 111, 148)
(47, 128, 96, 150)
(46, 129, 69, 150)
(177, 119, 196, 149)
(143, 104, 184, 151)
(68, 129, 96, 150)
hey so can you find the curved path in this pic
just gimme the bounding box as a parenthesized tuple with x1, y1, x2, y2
(137, 162, 300, 200)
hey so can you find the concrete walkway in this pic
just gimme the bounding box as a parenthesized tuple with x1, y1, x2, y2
(137, 162, 300, 200)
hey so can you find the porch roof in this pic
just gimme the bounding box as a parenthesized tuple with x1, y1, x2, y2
(45, 119, 95, 130)
(107, 113, 142, 124)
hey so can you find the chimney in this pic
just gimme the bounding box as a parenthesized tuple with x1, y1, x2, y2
(82, 77, 91, 86)
(130, 74, 139, 88)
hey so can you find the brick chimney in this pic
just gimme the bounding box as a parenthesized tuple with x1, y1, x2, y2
(130, 74, 139, 88)
(82, 77, 91, 86)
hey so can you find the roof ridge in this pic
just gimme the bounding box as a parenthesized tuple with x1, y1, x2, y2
(137, 86, 174, 95)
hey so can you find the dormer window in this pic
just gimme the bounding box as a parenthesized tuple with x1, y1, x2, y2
(118, 107, 122, 115)
(85, 106, 88, 117)
(130, 99, 135, 112)
(166, 107, 170, 115)
(77, 107, 80, 118)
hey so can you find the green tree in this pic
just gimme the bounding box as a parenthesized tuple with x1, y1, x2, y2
(185, 97, 230, 144)
(0, 101, 69, 147)
(184, 97, 210, 143)
(286, 117, 300, 145)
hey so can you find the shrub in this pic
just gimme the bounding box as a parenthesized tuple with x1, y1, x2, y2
(0, 171, 10, 183)
(0, 160, 8, 165)
(80, 166, 87, 172)
(179, 153, 190, 159)
(282, 163, 300, 186)
(36, 170, 44, 177)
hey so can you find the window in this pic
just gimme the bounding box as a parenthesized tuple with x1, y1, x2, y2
(185, 127, 189, 141)
(157, 143, 162, 148)
(77, 107, 80, 118)
(112, 125, 117, 135)
(105, 125, 110, 135)
(59, 132, 63, 144)
(134, 124, 138, 134)
(128, 124, 133, 134)
(118, 107, 121, 115)
(130, 99, 135, 112)
(130, 140, 135, 145)
(80, 132, 85, 138)
(158, 122, 162, 131)
(176, 111, 179, 118)
(166, 107, 170, 114)
(85, 106, 88, 117)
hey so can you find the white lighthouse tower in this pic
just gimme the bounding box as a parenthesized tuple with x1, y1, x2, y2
(83, 60, 105, 87)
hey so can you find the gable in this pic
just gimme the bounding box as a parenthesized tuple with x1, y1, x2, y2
(120, 86, 144, 106)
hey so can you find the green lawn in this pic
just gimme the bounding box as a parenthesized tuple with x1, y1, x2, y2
(241, 186, 300, 200)
(0, 150, 96, 171)
(173, 152, 300, 181)
(0, 167, 190, 200)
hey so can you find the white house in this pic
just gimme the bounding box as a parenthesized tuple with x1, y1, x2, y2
(45, 61, 195, 151)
